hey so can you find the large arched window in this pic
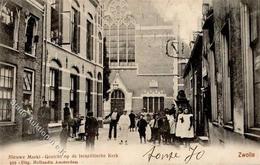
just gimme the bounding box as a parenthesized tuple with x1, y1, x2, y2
(104, 0, 136, 67)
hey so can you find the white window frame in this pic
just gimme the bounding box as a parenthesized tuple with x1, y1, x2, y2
(23, 68, 35, 108)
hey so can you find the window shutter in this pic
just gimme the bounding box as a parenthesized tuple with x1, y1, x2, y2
(61, 11, 71, 45)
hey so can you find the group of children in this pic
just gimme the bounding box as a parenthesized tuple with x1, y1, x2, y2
(136, 107, 194, 146)
(60, 112, 99, 149)
(59, 107, 195, 148)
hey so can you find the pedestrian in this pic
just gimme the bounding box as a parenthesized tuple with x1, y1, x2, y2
(158, 115, 170, 144)
(149, 113, 160, 144)
(63, 103, 71, 124)
(137, 114, 148, 143)
(22, 99, 34, 139)
(181, 108, 194, 147)
(175, 108, 184, 145)
(105, 108, 120, 140)
(71, 117, 78, 138)
(129, 110, 136, 132)
(167, 110, 176, 144)
(38, 101, 51, 138)
(63, 103, 72, 137)
(78, 116, 85, 141)
(85, 111, 99, 149)
(169, 104, 176, 118)
(60, 122, 69, 148)
(118, 110, 130, 145)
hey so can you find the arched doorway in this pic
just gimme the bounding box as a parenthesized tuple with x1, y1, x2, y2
(111, 89, 125, 113)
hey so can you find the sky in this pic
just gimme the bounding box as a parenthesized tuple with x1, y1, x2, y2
(150, 0, 203, 42)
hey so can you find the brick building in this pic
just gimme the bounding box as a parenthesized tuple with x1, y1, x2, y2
(0, 0, 44, 143)
(200, 0, 260, 145)
(43, 0, 104, 129)
(102, 0, 188, 115)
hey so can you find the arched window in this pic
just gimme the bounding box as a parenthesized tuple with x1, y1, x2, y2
(111, 89, 125, 112)
(104, 0, 136, 67)
(25, 16, 38, 56)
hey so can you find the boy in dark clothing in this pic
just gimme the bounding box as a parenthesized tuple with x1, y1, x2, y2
(158, 116, 170, 144)
(129, 111, 136, 132)
(85, 112, 99, 149)
(60, 122, 69, 148)
(137, 114, 148, 143)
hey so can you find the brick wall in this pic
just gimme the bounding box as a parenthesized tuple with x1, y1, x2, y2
(0, 0, 44, 143)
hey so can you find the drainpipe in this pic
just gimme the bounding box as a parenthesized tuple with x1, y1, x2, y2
(43, 0, 48, 102)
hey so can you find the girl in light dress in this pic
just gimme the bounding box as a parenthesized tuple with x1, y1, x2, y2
(166, 112, 176, 144)
(78, 118, 85, 141)
(175, 108, 194, 146)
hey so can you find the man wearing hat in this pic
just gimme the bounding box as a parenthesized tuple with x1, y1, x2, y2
(85, 111, 98, 149)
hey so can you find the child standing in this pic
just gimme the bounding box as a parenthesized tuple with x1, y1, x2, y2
(167, 112, 176, 144)
(137, 114, 148, 143)
(60, 122, 69, 148)
(175, 109, 184, 144)
(181, 108, 194, 146)
(78, 118, 85, 141)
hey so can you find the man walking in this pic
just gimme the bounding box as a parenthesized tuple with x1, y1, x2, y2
(105, 108, 120, 140)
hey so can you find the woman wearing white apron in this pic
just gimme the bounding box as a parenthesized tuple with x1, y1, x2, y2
(181, 108, 194, 146)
